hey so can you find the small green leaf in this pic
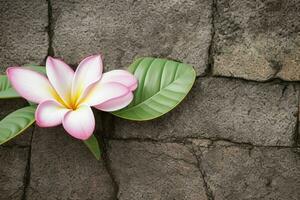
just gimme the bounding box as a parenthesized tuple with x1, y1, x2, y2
(0, 66, 46, 99)
(83, 134, 101, 160)
(0, 105, 36, 145)
(112, 57, 196, 121)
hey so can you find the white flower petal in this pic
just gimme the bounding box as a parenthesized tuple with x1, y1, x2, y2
(46, 56, 74, 104)
(80, 82, 130, 106)
(36, 100, 69, 127)
(62, 105, 95, 140)
(94, 92, 133, 112)
(100, 70, 138, 91)
(72, 54, 103, 100)
(7, 67, 56, 103)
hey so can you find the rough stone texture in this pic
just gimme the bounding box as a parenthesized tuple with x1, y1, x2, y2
(192, 139, 300, 200)
(0, 99, 32, 146)
(27, 126, 114, 200)
(51, 0, 212, 75)
(114, 78, 298, 146)
(0, 146, 29, 200)
(1, 0, 300, 199)
(108, 140, 207, 200)
(0, 0, 48, 72)
(213, 0, 300, 81)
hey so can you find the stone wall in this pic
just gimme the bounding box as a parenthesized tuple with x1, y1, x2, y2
(0, 0, 300, 199)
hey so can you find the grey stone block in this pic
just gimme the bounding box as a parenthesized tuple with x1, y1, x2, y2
(108, 140, 207, 200)
(27, 126, 115, 200)
(114, 78, 298, 146)
(0, 146, 29, 200)
(0, 0, 48, 72)
(192, 139, 300, 200)
(51, 0, 212, 75)
(213, 0, 300, 81)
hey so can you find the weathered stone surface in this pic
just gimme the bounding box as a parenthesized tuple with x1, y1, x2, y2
(108, 140, 207, 200)
(27, 126, 114, 200)
(0, 146, 29, 200)
(114, 78, 298, 146)
(213, 0, 300, 81)
(192, 139, 300, 200)
(51, 0, 212, 75)
(0, 99, 32, 146)
(1, 1, 300, 199)
(0, 0, 48, 72)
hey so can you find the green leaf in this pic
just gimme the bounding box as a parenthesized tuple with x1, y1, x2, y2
(112, 57, 196, 121)
(0, 75, 20, 99)
(0, 105, 36, 145)
(0, 66, 46, 99)
(83, 134, 101, 160)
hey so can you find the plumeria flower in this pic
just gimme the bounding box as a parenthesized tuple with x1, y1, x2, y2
(7, 55, 137, 140)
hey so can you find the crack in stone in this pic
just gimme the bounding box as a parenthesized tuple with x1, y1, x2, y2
(106, 136, 300, 149)
(46, 0, 54, 58)
(201, 137, 300, 149)
(190, 146, 215, 200)
(1, 145, 30, 149)
(21, 125, 35, 200)
(101, 140, 120, 200)
(293, 85, 300, 146)
(210, 71, 300, 85)
(100, 114, 120, 200)
(210, 70, 300, 84)
(204, 0, 217, 77)
(105, 136, 187, 145)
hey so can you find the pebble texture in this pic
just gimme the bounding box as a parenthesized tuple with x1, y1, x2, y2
(51, 0, 212, 75)
(1, 0, 300, 199)
(0, 0, 48, 72)
(213, 0, 300, 81)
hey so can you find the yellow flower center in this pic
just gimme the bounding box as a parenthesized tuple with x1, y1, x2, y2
(50, 89, 81, 110)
